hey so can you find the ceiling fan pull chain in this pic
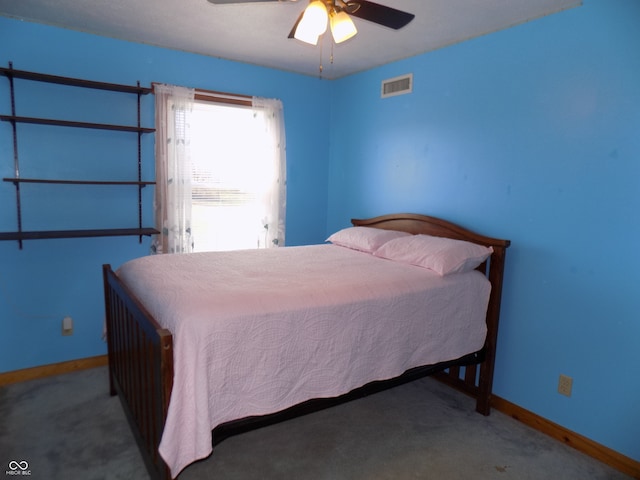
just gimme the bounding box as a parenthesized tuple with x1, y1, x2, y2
(318, 38, 324, 77)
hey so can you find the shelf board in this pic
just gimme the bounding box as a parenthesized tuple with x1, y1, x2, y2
(0, 66, 152, 95)
(0, 228, 159, 241)
(0, 115, 155, 133)
(3, 178, 155, 186)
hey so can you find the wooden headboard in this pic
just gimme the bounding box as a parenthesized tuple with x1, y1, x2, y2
(351, 213, 507, 247)
(352, 213, 510, 414)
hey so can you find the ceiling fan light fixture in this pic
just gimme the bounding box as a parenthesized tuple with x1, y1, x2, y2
(330, 10, 357, 43)
(294, 1, 328, 44)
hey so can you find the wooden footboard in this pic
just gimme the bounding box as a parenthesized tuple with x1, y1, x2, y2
(103, 264, 173, 480)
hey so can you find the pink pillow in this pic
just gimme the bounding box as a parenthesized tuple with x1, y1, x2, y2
(374, 234, 493, 276)
(326, 227, 411, 253)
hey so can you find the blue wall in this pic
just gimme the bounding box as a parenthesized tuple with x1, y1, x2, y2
(328, 0, 639, 463)
(0, 18, 330, 372)
(1, 0, 639, 466)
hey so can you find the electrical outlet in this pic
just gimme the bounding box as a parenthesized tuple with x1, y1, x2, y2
(558, 374, 573, 397)
(62, 316, 73, 336)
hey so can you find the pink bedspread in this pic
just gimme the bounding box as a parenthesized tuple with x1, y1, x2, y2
(116, 244, 491, 478)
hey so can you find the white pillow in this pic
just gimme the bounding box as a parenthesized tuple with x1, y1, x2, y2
(326, 226, 411, 253)
(374, 234, 493, 276)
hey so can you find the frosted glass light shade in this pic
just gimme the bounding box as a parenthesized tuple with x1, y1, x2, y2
(330, 10, 357, 43)
(294, 1, 328, 45)
(294, 27, 320, 45)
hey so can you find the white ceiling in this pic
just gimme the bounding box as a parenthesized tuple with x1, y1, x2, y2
(0, 0, 581, 79)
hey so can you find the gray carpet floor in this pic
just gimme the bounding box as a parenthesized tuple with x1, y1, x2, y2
(0, 366, 632, 480)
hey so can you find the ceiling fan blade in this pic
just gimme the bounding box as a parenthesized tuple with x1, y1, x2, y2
(288, 11, 304, 39)
(348, 1, 414, 30)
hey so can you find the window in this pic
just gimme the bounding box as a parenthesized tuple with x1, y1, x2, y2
(152, 84, 286, 254)
(190, 99, 283, 252)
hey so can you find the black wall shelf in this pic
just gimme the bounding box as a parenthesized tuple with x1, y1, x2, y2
(0, 66, 152, 94)
(0, 62, 157, 248)
(0, 115, 156, 133)
(0, 228, 159, 241)
(3, 178, 156, 186)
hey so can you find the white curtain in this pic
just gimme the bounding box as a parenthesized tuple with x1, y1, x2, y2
(252, 97, 287, 248)
(152, 84, 195, 254)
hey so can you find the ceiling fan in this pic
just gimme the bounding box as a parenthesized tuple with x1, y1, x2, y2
(207, 0, 415, 45)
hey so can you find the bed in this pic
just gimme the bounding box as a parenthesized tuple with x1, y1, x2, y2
(103, 213, 510, 480)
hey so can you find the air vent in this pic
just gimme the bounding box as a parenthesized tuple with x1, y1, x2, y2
(381, 73, 413, 98)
